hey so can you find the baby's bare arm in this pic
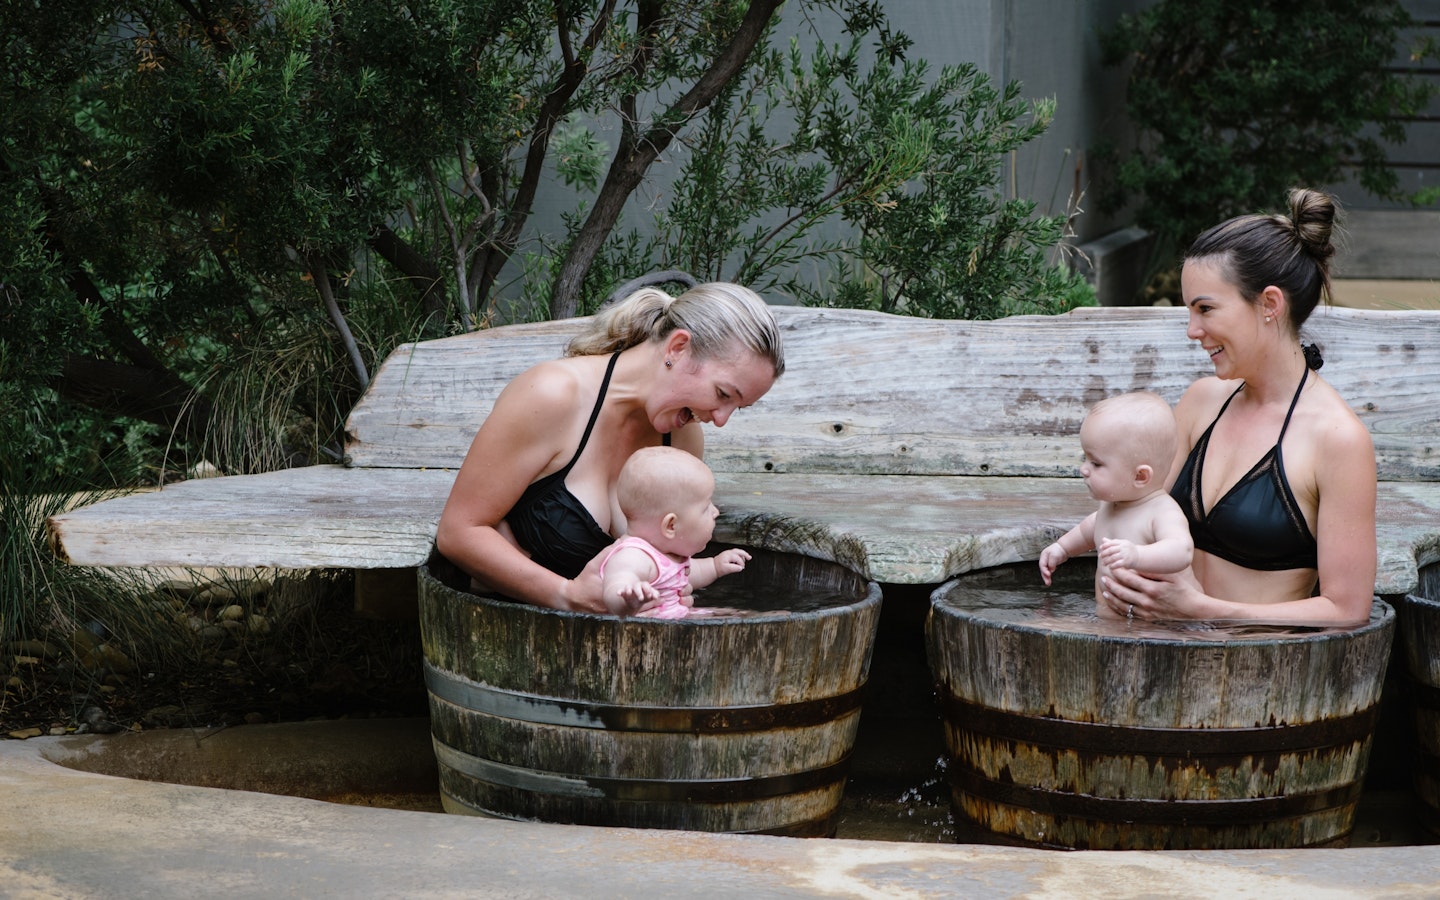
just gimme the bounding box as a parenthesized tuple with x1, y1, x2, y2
(1039, 513, 1096, 586)
(599, 547, 660, 615)
(1099, 506, 1193, 575)
(690, 548, 751, 590)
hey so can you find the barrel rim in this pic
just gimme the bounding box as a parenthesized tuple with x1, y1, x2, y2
(1404, 591, 1440, 612)
(930, 581, 1394, 649)
(420, 559, 882, 626)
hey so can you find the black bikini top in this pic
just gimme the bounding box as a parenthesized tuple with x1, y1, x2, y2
(506, 352, 669, 579)
(1169, 369, 1318, 572)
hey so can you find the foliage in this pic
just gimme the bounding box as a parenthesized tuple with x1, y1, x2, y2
(2, 1, 1087, 494)
(1099, 0, 1437, 260)
(635, 35, 1091, 318)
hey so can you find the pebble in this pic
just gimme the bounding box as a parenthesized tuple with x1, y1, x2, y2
(247, 615, 271, 634)
(80, 705, 124, 735)
(219, 604, 245, 622)
(193, 585, 239, 606)
(7, 728, 43, 739)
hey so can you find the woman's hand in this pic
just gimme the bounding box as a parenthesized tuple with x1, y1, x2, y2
(561, 551, 613, 613)
(1100, 566, 1214, 621)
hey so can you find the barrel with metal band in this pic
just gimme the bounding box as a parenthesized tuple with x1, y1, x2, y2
(926, 562, 1394, 850)
(1400, 565, 1440, 837)
(419, 548, 882, 835)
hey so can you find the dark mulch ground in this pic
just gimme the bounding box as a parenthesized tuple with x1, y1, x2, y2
(2, 580, 429, 738)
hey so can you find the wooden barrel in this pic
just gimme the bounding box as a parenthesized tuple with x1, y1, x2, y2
(419, 548, 881, 836)
(926, 562, 1394, 850)
(1399, 564, 1440, 837)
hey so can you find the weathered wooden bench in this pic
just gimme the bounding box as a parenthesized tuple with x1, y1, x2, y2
(46, 305, 1440, 601)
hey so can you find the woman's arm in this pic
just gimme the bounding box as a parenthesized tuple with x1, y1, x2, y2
(434, 362, 609, 612)
(1306, 415, 1377, 623)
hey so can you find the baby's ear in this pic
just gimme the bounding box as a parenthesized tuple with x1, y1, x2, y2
(660, 512, 679, 537)
(1133, 463, 1154, 486)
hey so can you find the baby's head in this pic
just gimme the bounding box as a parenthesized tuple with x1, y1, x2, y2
(1078, 392, 1178, 503)
(617, 446, 719, 557)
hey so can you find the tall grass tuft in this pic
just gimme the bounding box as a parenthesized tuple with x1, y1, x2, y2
(190, 260, 445, 477)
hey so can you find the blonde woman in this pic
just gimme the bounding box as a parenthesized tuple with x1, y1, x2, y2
(435, 283, 784, 612)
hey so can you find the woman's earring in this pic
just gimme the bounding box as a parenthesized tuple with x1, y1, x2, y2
(1265, 315, 1272, 323)
(665, 359, 673, 369)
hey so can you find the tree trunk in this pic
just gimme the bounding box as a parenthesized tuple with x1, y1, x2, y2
(368, 224, 446, 320)
(475, 2, 618, 314)
(548, 0, 784, 320)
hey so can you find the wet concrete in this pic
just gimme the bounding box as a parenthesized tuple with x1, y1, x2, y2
(6, 721, 1440, 898)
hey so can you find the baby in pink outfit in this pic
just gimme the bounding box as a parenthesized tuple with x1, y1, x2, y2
(596, 446, 750, 618)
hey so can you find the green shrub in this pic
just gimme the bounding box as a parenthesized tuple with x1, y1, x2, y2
(1099, 0, 1437, 265)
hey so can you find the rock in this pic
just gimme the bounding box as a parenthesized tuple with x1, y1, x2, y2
(69, 628, 101, 653)
(7, 640, 62, 659)
(246, 614, 271, 635)
(7, 728, 43, 739)
(192, 584, 239, 606)
(187, 460, 223, 479)
(219, 620, 245, 633)
(155, 578, 198, 600)
(197, 624, 229, 642)
(5, 676, 22, 689)
(219, 604, 245, 622)
(78, 706, 124, 735)
(95, 644, 137, 675)
(47, 725, 66, 736)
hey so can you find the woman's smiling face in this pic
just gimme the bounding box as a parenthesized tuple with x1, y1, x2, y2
(1181, 256, 1266, 379)
(653, 342, 776, 434)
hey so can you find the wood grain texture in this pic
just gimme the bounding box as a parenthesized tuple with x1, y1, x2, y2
(346, 305, 1440, 479)
(419, 553, 881, 834)
(1399, 589, 1440, 836)
(44, 465, 1440, 591)
(927, 563, 1396, 849)
(46, 305, 1440, 590)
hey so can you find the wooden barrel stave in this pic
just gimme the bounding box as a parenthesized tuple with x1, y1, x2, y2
(927, 562, 1394, 850)
(419, 549, 881, 835)
(1400, 577, 1440, 837)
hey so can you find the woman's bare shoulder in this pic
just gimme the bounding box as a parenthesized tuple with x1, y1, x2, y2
(497, 356, 591, 412)
(1309, 378, 1375, 453)
(1172, 376, 1231, 428)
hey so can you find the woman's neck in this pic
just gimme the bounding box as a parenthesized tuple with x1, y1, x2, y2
(1241, 341, 1308, 405)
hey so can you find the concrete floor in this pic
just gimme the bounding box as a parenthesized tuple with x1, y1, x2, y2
(5, 721, 1440, 899)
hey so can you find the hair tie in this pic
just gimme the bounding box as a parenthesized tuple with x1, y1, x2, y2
(1302, 342, 1324, 371)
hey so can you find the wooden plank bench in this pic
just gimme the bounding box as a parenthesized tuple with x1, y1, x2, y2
(46, 306, 1440, 599)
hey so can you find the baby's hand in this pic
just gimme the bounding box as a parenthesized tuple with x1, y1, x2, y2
(614, 580, 661, 614)
(1037, 542, 1067, 586)
(713, 548, 751, 577)
(1098, 538, 1139, 570)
